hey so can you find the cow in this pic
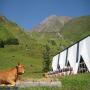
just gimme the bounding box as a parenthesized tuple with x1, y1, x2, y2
(0, 63, 25, 86)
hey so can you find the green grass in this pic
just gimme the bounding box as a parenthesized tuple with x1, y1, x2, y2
(59, 73, 90, 90)
(0, 15, 90, 90)
(11, 73, 90, 90)
(1, 73, 88, 90)
(0, 45, 43, 78)
(0, 16, 44, 78)
(60, 16, 90, 42)
(0, 15, 90, 79)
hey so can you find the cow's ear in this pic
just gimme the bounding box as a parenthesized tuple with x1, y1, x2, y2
(18, 62, 20, 65)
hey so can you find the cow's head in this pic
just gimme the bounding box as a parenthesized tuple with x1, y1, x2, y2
(16, 63, 25, 75)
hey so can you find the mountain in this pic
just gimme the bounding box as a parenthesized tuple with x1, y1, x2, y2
(0, 16, 44, 57)
(0, 15, 90, 78)
(0, 16, 43, 78)
(31, 15, 71, 32)
(28, 15, 90, 53)
(0, 16, 30, 46)
(0, 16, 14, 40)
(60, 15, 90, 42)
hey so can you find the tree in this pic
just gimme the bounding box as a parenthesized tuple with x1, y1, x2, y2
(42, 44, 50, 72)
(0, 40, 4, 48)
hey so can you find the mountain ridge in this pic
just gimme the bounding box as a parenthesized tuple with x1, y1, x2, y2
(0, 16, 31, 46)
(31, 15, 71, 32)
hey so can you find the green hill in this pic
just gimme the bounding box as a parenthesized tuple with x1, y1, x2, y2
(0, 16, 31, 46)
(0, 16, 43, 78)
(29, 15, 90, 52)
(60, 16, 90, 43)
(27, 15, 90, 77)
(0, 15, 90, 78)
(0, 16, 14, 40)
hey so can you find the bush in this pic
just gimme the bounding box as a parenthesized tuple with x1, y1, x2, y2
(48, 39, 56, 45)
(5, 38, 19, 45)
(0, 40, 4, 48)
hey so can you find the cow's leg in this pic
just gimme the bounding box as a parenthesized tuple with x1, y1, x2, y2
(8, 80, 16, 86)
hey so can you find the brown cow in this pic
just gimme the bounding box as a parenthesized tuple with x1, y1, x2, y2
(0, 63, 25, 86)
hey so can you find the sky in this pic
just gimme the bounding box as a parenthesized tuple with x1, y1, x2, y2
(0, 0, 90, 30)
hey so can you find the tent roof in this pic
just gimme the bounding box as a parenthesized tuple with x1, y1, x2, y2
(57, 35, 90, 55)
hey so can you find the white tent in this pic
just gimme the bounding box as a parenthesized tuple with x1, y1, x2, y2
(52, 54, 59, 71)
(52, 36, 90, 74)
(67, 44, 77, 74)
(59, 50, 67, 69)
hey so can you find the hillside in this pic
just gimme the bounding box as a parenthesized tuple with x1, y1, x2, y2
(28, 15, 72, 55)
(31, 15, 71, 32)
(0, 15, 90, 78)
(28, 15, 90, 58)
(29, 15, 90, 52)
(0, 16, 43, 78)
(60, 16, 90, 43)
(0, 16, 15, 40)
(0, 16, 31, 46)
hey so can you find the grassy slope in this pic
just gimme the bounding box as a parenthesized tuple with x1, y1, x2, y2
(0, 45, 42, 78)
(0, 16, 43, 78)
(27, 31, 70, 55)
(0, 15, 90, 79)
(60, 73, 90, 90)
(25, 15, 90, 78)
(0, 25, 14, 40)
(60, 16, 90, 42)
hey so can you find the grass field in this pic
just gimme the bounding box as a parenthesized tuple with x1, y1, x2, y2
(18, 73, 90, 90)
(0, 16, 90, 90)
(1, 48, 90, 90)
(60, 73, 90, 90)
(0, 45, 43, 78)
(1, 73, 89, 90)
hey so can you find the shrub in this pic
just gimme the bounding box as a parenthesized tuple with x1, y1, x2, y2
(5, 38, 19, 45)
(0, 39, 4, 48)
(48, 39, 56, 45)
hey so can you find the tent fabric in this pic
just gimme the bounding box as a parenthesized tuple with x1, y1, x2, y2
(52, 36, 90, 74)
(78, 37, 90, 72)
(59, 50, 67, 69)
(52, 54, 59, 71)
(67, 44, 77, 73)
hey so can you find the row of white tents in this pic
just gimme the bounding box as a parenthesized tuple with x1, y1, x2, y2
(52, 35, 90, 74)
